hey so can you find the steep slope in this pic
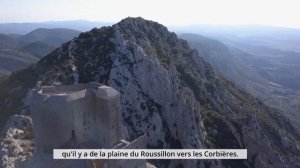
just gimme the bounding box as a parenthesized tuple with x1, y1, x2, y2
(20, 28, 80, 46)
(0, 18, 299, 168)
(180, 33, 300, 127)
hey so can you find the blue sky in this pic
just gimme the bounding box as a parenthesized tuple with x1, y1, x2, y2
(1, 0, 299, 28)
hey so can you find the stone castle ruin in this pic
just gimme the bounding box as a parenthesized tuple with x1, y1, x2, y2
(17, 83, 153, 168)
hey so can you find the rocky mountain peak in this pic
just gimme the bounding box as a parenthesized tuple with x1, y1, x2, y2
(115, 17, 170, 36)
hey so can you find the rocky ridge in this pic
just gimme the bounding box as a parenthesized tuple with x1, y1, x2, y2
(0, 17, 299, 168)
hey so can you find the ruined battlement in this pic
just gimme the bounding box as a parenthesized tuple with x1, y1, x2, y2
(29, 83, 121, 153)
(18, 83, 153, 168)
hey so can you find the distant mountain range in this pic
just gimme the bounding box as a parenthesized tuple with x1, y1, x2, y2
(20, 28, 81, 46)
(0, 28, 80, 76)
(174, 24, 300, 52)
(0, 20, 112, 34)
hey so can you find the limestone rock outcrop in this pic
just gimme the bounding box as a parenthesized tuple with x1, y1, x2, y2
(0, 115, 34, 168)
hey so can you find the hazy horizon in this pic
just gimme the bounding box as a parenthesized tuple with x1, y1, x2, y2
(0, 19, 298, 28)
(1, 0, 300, 29)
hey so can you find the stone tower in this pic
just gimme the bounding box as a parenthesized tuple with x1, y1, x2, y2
(29, 82, 121, 152)
(18, 83, 152, 168)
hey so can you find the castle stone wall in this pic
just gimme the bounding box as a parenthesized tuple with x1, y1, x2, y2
(19, 83, 153, 168)
(29, 83, 121, 152)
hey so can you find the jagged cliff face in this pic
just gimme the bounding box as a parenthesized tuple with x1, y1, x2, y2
(0, 17, 299, 168)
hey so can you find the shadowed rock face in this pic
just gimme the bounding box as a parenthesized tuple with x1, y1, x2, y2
(0, 17, 299, 168)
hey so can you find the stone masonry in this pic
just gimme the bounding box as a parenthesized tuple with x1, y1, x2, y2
(17, 83, 154, 168)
